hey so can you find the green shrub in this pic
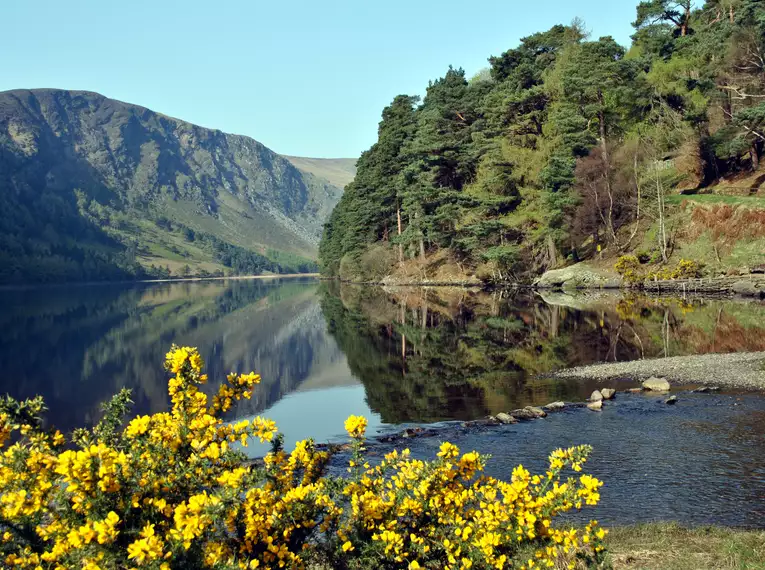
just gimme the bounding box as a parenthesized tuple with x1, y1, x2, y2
(614, 255, 642, 283)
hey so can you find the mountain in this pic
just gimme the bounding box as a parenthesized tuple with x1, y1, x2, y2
(282, 156, 356, 190)
(0, 88, 345, 283)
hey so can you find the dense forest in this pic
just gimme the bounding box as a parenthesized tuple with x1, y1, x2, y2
(320, 0, 765, 281)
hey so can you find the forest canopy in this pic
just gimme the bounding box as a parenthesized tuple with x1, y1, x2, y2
(319, 0, 765, 280)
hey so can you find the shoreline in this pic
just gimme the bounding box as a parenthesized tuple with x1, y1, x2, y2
(0, 273, 320, 291)
(302, 351, 765, 456)
(553, 351, 765, 390)
(324, 273, 765, 297)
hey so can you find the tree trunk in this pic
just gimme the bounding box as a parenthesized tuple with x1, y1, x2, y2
(625, 152, 642, 247)
(415, 212, 425, 260)
(396, 203, 403, 264)
(598, 104, 617, 244)
(546, 235, 558, 268)
(752, 141, 761, 171)
(656, 169, 669, 263)
(730, 3, 734, 23)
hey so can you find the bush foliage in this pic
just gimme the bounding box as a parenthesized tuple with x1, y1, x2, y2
(615, 256, 704, 283)
(0, 346, 606, 569)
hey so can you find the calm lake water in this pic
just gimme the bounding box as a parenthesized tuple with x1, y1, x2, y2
(1, 278, 764, 526)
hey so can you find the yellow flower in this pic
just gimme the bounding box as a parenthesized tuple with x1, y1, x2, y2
(0, 344, 606, 570)
(344, 415, 368, 439)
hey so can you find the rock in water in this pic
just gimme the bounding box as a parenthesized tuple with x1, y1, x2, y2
(587, 400, 603, 411)
(510, 407, 547, 420)
(642, 377, 671, 391)
(665, 395, 678, 405)
(626, 388, 643, 394)
(495, 412, 519, 424)
(590, 390, 604, 402)
(544, 401, 566, 411)
(525, 406, 548, 418)
(600, 388, 616, 400)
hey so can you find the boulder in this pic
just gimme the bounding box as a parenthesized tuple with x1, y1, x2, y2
(731, 280, 764, 297)
(544, 401, 566, 411)
(533, 262, 623, 290)
(526, 406, 548, 418)
(665, 395, 678, 405)
(600, 388, 616, 400)
(589, 390, 604, 402)
(510, 406, 547, 420)
(495, 412, 519, 425)
(642, 377, 671, 392)
(587, 400, 603, 411)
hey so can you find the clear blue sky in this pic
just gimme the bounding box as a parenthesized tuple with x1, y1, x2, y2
(2, 0, 637, 159)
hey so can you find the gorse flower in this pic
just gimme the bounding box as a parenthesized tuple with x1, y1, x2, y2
(344, 415, 368, 439)
(0, 344, 606, 569)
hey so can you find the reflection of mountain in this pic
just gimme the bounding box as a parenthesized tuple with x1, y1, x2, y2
(321, 285, 765, 424)
(0, 279, 345, 432)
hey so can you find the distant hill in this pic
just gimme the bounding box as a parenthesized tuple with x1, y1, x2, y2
(0, 89, 344, 283)
(283, 156, 356, 190)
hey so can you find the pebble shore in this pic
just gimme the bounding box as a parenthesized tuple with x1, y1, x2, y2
(554, 351, 765, 390)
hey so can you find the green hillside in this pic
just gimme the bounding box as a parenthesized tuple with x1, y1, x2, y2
(282, 156, 357, 189)
(0, 89, 344, 283)
(320, 0, 765, 282)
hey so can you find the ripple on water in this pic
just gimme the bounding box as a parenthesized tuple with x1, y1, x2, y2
(341, 392, 765, 528)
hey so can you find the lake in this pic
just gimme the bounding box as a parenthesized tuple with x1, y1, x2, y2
(1, 278, 764, 526)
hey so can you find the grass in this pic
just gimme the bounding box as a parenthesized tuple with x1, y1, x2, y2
(282, 156, 357, 189)
(666, 193, 765, 207)
(605, 523, 765, 570)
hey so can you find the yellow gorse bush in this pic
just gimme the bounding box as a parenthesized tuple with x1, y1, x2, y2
(0, 345, 606, 570)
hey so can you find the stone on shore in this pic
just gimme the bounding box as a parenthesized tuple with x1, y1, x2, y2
(495, 412, 519, 424)
(587, 400, 603, 411)
(643, 377, 671, 391)
(526, 406, 547, 417)
(731, 280, 764, 297)
(510, 406, 547, 420)
(590, 390, 604, 402)
(601, 388, 616, 400)
(534, 262, 623, 290)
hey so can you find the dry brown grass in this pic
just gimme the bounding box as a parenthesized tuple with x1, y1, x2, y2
(687, 203, 765, 243)
(605, 523, 765, 570)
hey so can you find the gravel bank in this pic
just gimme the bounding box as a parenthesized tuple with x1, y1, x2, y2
(554, 351, 765, 390)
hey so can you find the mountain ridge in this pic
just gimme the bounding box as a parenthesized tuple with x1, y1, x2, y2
(282, 156, 356, 190)
(0, 88, 347, 282)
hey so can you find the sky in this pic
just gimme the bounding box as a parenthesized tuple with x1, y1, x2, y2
(2, 0, 638, 159)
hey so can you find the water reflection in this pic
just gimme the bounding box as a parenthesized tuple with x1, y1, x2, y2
(321, 284, 765, 423)
(2, 280, 764, 434)
(2, 279, 765, 525)
(0, 278, 346, 432)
